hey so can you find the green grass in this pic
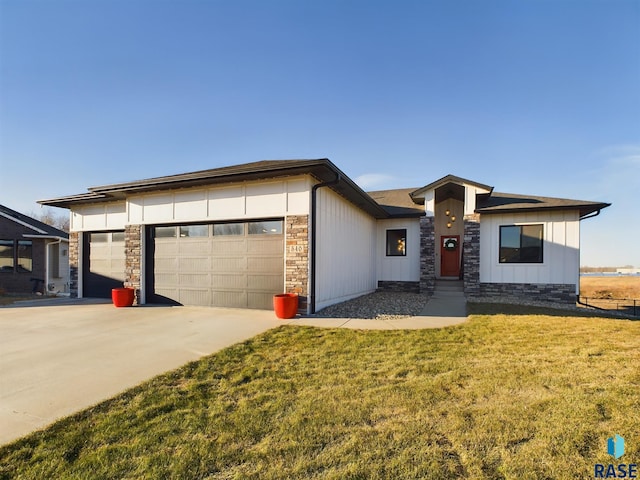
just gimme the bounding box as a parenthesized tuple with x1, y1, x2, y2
(1, 311, 639, 479)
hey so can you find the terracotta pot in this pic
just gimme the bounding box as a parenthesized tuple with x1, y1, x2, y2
(112, 288, 135, 307)
(273, 293, 298, 319)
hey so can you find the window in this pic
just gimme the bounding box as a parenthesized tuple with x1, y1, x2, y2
(0, 240, 14, 272)
(499, 224, 543, 263)
(155, 226, 177, 238)
(179, 225, 208, 237)
(213, 223, 244, 236)
(248, 220, 283, 235)
(17, 240, 32, 272)
(386, 229, 406, 256)
(112, 232, 125, 242)
(90, 232, 109, 243)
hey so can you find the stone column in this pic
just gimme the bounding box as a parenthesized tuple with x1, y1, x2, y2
(419, 216, 435, 295)
(124, 224, 142, 305)
(68, 231, 79, 298)
(463, 214, 481, 298)
(285, 215, 309, 312)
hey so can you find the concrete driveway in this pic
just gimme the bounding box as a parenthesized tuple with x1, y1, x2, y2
(0, 301, 284, 446)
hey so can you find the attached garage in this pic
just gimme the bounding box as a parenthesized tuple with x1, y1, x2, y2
(83, 231, 126, 298)
(148, 219, 284, 309)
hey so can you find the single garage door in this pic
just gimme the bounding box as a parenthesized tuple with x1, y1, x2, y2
(83, 231, 126, 298)
(151, 220, 284, 309)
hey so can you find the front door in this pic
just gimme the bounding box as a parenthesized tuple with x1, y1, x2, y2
(441, 235, 460, 277)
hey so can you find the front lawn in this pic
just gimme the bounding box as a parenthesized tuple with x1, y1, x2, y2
(1, 310, 638, 479)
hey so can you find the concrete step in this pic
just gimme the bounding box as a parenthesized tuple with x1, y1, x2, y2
(432, 290, 465, 298)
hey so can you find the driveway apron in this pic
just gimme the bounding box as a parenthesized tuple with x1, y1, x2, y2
(0, 303, 283, 446)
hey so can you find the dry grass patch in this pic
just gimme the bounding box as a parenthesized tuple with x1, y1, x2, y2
(1, 313, 639, 479)
(580, 276, 640, 299)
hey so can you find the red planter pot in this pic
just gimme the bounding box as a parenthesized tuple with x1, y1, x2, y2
(112, 288, 135, 307)
(273, 293, 298, 319)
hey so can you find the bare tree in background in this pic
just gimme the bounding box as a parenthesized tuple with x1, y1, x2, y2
(30, 207, 70, 233)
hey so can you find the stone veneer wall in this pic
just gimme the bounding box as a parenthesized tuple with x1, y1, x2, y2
(419, 216, 435, 295)
(463, 213, 481, 297)
(377, 281, 420, 293)
(68, 231, 79, 298)
(124, 224, 142, 305)
(285, 215, 309, 312)
(471, 282, 577, 305)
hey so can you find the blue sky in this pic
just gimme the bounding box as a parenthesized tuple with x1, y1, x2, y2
(1, 0, 638, 266)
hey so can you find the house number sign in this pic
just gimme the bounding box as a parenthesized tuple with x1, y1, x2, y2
(288, 244, 305, 253)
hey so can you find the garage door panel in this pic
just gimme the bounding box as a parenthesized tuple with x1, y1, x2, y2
(211, 291, 247, 308)
(247, 238, 282, 253)
(179, 273, 210, 287)
(211, 257, 247, 270)
(248, 273, 283, 290)
(155, 241, 178, 255)
(211, 273, 247, 289)
(247, 257, 283, 272)
(179, 289, 211, 305)
(179, 241, 210, 255)
(178, 257, 211, 271)
(155, 273, 179, 285)
(247, 292, 275, 309)
(155, 257, 178, 270)
(152, 221, 284, 309)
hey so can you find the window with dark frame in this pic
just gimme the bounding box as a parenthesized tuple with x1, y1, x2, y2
(0, 240, 14, 272)
(248, 220, 283, 235)
(499, 224, 543, 263)
(17, 240, 33, 273)
(386, 229, 407, 256)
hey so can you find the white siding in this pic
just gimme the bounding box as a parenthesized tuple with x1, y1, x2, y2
(71, 202, 127, 231)
(315, 188, 377, 310)
(70, 177, 312, 231)
(377, 218, 420, 282)
(480, 210, 580, 287)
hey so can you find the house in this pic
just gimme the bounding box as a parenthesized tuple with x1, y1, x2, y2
(39, 159, 610, 312)
(0, 204, 70, 295)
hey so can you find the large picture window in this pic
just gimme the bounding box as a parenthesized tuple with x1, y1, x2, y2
(386, 229, 407, 256)
(499, 224, 543, 263)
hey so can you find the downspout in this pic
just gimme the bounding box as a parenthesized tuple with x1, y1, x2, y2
(310, 172, 341, 314)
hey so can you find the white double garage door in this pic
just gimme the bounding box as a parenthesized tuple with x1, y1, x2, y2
(86, 219, 284, 309)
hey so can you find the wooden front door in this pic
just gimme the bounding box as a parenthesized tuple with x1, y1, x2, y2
(441, 235, 460, 277)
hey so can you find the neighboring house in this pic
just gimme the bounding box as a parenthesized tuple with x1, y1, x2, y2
(39, 159, 609, 312)
(0, 204, 70, 295)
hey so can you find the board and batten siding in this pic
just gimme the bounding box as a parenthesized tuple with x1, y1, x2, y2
(376, 218, 420, 282)
(479, 210, 580, 288)
(315, 187, 377, 311)
(69, 177, 312, 231)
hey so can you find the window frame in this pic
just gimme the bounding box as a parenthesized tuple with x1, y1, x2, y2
(499, 224, 544, 264)
(0, 239, 15, 272)
(386, 229, 407, 257)
(16, 240, 33, 273)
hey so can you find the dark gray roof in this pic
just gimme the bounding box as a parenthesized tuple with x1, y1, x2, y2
(410, 174, 493, 201)
(39, 159, 390, 219)
(366, 188, 424, 217)
(39, 160, 610, 221)
(475, 192, 610, 218)
(0, 204, 69, 239)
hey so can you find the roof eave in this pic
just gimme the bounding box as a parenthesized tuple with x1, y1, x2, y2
(476, 202, 611, 217)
